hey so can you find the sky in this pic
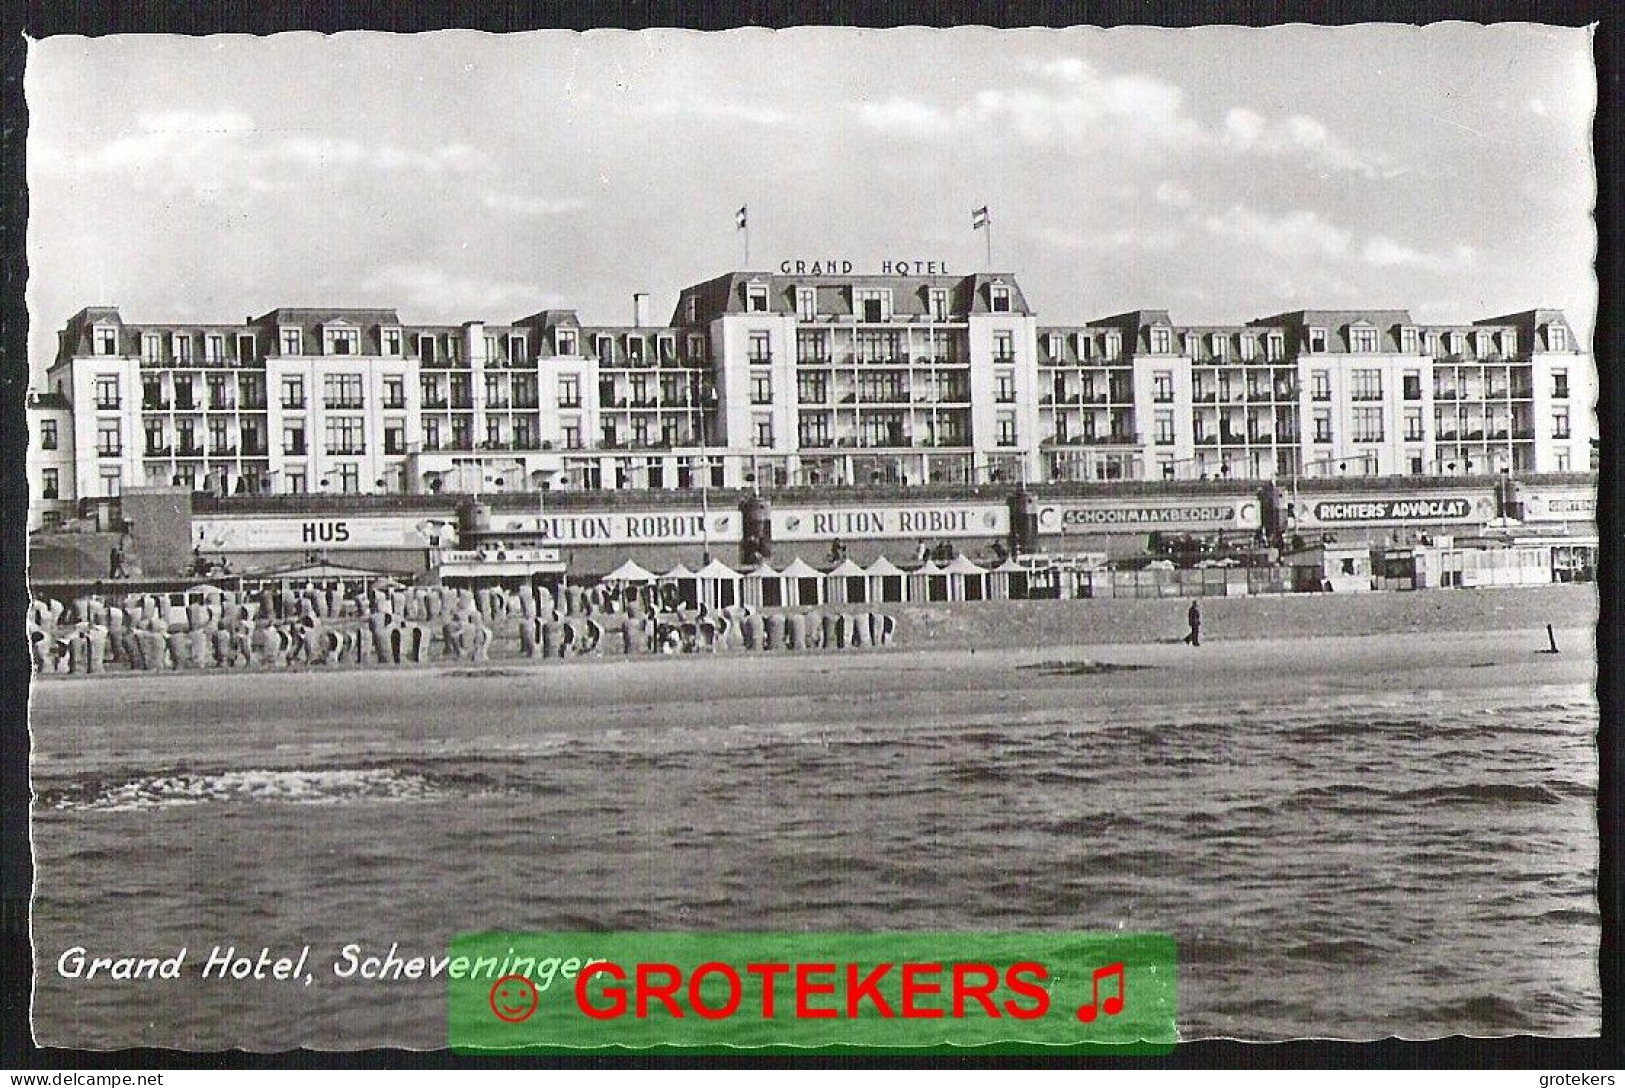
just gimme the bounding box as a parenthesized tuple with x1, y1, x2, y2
(25, 24, 1596, 379)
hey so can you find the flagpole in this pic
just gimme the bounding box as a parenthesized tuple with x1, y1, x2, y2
(985, 218, 993, 271)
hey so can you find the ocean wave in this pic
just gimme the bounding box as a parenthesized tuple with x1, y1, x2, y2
(37, 767, 495, 812)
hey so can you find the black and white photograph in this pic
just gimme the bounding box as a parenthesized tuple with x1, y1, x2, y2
(17, 17, 1605, 1058)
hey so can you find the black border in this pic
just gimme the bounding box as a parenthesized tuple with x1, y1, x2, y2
(2, 0, 1618, 1071)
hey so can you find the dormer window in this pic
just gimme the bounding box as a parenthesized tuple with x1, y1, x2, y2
(1182, 333, 1199, 357)
(1447, 331, 1464, 357)
(326, 327, 359, 356)
(205, 334, 225, 362)
(1549, 324, 1567, 351)
(1500, 330, 1517, 357)
(686, 297, 699, 324)
(509, 334, 527, 364)
(556, 329, 578, 356)
(173, 333, 193, 362)
(745, 282, 770, 313)
(1150, 328, 1172, 354)
(1399, 326, 1418, 354)
(928, 288, 949, 321)
(280, 327, 303, 355)
(1350, 326, 1379, 353)
(1307, 327, 1329, 353)
(990, 285, 1011, 312)
(1239, 335, 1256, 361)
(94, 326, 118, 356)
(382, 328, 402, 356)
(596, 335, 614, 365)
(1265, 333, 1285, 361)
(1103, 332, 1122, 359)
(143, 333, 163, 362)
(1211, 333, 1229, 360)
(796, 287, 817, 322)
(1076, 333, 1092, 360)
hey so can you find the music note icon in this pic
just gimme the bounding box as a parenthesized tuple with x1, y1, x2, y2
(1076, 961, 1126, 1022)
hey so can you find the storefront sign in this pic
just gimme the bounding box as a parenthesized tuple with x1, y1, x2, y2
(1299, 494, 1493, 526)
(194, 517, 460, 553)
(1037, 499, 1260, 534)
(492, 512, 741, 545)
(772, 504, 1007, 541)
(1518, 488, 1596, 523)
(777, 259, 950, 276)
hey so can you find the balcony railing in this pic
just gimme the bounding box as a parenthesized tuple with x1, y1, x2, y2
(326, 445, 368, 456)
(95, 399, 122, 411)
(97, 446, 123, 458)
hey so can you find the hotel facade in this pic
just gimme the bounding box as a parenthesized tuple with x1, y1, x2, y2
(34, 268, 1593, 526)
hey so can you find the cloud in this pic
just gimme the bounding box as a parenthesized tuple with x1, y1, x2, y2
(1203, 204, 1351, 258)
(480, 191, 586, 216)
(1361, 235, 1476, 273)
(856, 95, 953, 138)
(647, 98, 787, 126)
(362, 264, 564, 319)
(1031, 224, 1184, 252)
(1220, 106, 1391, 177)
(1154, 180, 1193, 209)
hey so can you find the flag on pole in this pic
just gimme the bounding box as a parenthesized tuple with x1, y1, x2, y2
(736, 205, 748, 230)
(971, 205, 990, 230)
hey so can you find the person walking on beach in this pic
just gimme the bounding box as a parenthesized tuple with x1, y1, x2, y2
(1184, 600, 1202, 647)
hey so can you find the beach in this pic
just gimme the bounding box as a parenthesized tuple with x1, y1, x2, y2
(28, 586, 1601, 1048)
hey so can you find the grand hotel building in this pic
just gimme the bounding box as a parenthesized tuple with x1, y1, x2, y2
(33, 269, 1593, 524)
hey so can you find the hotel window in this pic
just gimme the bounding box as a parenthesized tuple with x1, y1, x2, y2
(928, 289, 949, 321)
(1313, 410, 1332, 443)
(1182, 333, 1199, 357)
(1501, 330, 1517, 357)
(748, 332, 772, 365)
(750, 374, 773, 405)
(993, 331, 1015, 364)
(40, 419, 58, 450)
(337, 464, 360, 494)
(796, 330, 828, 365)
(558, 374, 580, 408)
(555, 329, 578, 356)
(323, 374, 364, 409)
(995, 412, 1017, 447)
(324, 417, 365, 455)
(41, 468, 59, 501)
(236, 333, 256, 362)
(1476, 332, 1493, 359)
(1400, 327, 1419, 354)
(1104, 333, 1122, 359)
(379, 328, 400, 356)
(1211, 333, 1229, 360)
(1043, 333, 1061, 361)
(282, 421, 306, 456)
(1239, 335, 1256, 361)
(1447, 331, 1465, 358)
(1152, 371, 1174, 403)
(1154, 411, 1175, 446)
(208, 417, 230, 454)
(1352, 407, 1384, 443)
(1157, 454, 1176, 480)
(280, 328, 302, 355)
(990, 285, 1011, 313)
(143, 334, 163, 362)
(796, 288, 817, 322)
(94, 376, 121, 410)
(994, 370, 1016, 404)
(484, 335, 500, 362)
(280, 376, 305, 410)
(484, 373, 510, 408)
(686, 334, 706, 361)
(1552, 369, 1569, 399)
(1350, 327, 1379, 353)
(282, 467, 306, 494)
(205, 335, 225, 363)
(798, 413, 831, 448)
(421, 417, 442, 451)
(510, 335, 527, 364)
(1351, 369, 1382, 402)
(100, 467, 121, 497)
(561, 422, 581, 450)
(1403, 371, 1422, 400)
(753, 415, 774, 448)
(1307, 328, 1328, 353)
(1150, 328, 1172, 354)
(95, 327, 118, 356)
(596, 336, 615, 365)
(383, 422, 406, 455)
(1076, 334, 1092, 360)
(1548, 324, 1567, 351)
(1553, 408, 1571, 439)
(1404, 409, 1424, 441)
(627, 338, 645, 366)
(1311, 371, 1331, 401)
(746, 283, 770, 313)
(485, 418, 503, 448)
(1265, 333, 1284, 361)
(382, 376, 406, 409)
(1556, 451, 1571, 472)
(96, 420, 122, 456)
(797, 372, 828, 404)
(173, 334, 193, 362)
(173, 375, 195, 410)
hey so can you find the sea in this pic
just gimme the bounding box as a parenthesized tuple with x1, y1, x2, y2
(29, 669, 1600, 1049)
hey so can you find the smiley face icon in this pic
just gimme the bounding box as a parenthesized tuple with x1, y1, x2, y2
(489, 974, 540, 1023)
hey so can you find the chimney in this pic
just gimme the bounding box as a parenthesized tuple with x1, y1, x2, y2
(633, 293, 650, 328)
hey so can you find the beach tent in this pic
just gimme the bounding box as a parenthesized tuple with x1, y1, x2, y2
(602, 558, 657, 583)
(777, 556, 825, 607)
(909, 560, 947, 603)
(987, 557, 1027, 601)
(942, 554, 989, 601)
(741, 561, 780, 608)
(865, 555, 908, 603)
(695, 557, 741, 610)
(824, 557, 869, 604)
(659, 562, 699, 609)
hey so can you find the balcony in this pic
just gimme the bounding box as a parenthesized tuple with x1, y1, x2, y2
(95, 399, 122, 411)
(142, 398, 171, 411)
(208, 446, 238, 458)
(422, 397, 449, 410)
(97, 446, 123, 458)
(283, 445, 307, 457)
(281, 399, 307, 411)
(144, 444, 172, 458)
(324, 399, 366, 411)
(326, 445, 368, 457)
(748, 355, 774, 367)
